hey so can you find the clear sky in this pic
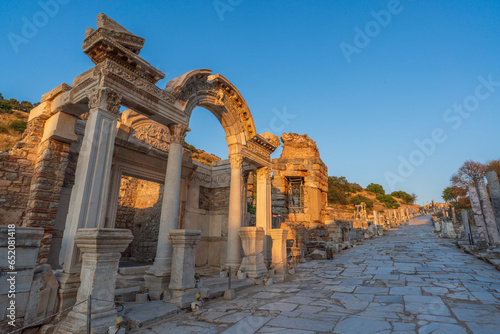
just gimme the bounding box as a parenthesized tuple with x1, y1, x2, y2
(1, 0, 499, 205)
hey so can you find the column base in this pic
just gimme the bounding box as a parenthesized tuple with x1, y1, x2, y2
(144, 273, 170, 301)
(57, 307, 116, 334)
(164, 288, 199, 309)
(241, 254, 267, 279)
(55, 271, 80, 314)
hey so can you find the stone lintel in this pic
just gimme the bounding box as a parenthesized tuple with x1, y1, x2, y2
(41, 112, 78, 144)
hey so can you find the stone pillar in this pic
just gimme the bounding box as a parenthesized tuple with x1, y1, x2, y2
(226, 155, 244, 269)
(239, 227, 267, 279)
(256, 167, 272, 266)
(327, 221, 342, 243)
(145, 124, 187, 300)
(269, 229, 288, 281)
(476, 178, 500, 244)
(461, 210, 470, 240)
(165, 230, 201, 308)
(57, 229, 133, 334)
(452, 207, 457, 224)
(469, 184, 491, 245)
(58, 87, 121, 309)
(373, 210, 379, 226)
(485, 170, 500, 234)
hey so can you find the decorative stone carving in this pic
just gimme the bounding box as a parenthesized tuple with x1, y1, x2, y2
(256, 166, 271, 180)
(88, 87, 121, 114)
(168, 124, 188, 144)
(229, 155, 243, 170)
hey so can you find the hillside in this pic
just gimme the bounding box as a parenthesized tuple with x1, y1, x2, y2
(0, 111, 28, 151)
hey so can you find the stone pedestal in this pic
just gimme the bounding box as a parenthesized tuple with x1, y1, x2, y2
(226, 155, 244, 269)
(164, 230, 201, 308)
(146, 124, 187, 300)
(239, 227, 267, 279)
(57, 229, 133, 334)
(269, 229, 288, 281)
(0, 226, 43, 329)
(485, 170, 500, 234)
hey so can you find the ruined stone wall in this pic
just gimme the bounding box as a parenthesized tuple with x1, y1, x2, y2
(0, 117, 43, 226)
(272, 133, 328, 224)
(115, 175, 163, 263)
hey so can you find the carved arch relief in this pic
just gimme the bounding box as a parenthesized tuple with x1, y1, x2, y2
(165, 69, 257, 147)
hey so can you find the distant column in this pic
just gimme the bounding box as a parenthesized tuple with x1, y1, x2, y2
(485, 170, 500, 234)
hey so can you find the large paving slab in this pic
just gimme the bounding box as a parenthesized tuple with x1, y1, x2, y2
(144, 215, 500, 333)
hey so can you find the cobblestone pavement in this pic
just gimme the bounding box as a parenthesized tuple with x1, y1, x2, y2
(144, 216, 500, 334)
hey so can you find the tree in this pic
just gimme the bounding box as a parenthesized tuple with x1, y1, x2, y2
(442, 186, 458, 203)
(366, 183, 385, 195)
(450, 160, 486, 189)
(0, 100, 12, 113)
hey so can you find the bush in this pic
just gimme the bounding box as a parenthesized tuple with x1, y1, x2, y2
(376, 194, 400, 209)
(247, 202, 256, 214)
(0, 100, 13, 114)
(350, 194, 374, 210)
(366, 183, 385, 195)
(391, 191, 416, 204)
(327, 176, 359, 205)
(8, 120, 27, 133)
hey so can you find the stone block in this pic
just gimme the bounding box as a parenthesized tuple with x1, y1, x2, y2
(24, 264, 59, 328)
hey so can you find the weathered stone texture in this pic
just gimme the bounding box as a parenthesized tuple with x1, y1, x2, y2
(115, 175, 163, 262)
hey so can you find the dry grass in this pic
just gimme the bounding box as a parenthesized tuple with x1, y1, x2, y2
(0, 111, 28, 151)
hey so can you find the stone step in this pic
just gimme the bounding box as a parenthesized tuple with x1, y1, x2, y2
(125, 301, 180, 330)
(199, 277, 255, 299)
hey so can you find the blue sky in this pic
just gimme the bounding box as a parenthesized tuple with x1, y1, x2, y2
(1, 0, 499, 205)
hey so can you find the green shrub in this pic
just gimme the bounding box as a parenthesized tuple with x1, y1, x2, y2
(366, 183, 385, 195)
(8, 120, 27, 132)
(350, 194, 374, 210)
(327, 176, 360, 205)
(0, 100, 13, 114)
(247, 202, 256, 214)
(391, 191, 416, 204)
(376, 194, 400, 209)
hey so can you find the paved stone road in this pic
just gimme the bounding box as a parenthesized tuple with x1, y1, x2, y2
(144, 216, 500, 334)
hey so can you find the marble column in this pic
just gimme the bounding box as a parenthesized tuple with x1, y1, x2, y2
(485, 170, 500, 234)
(469, 184, 491, 245)
(239, 227, 267, 279)
(373, 210, 379, 226)
(146, 124, 187, 300)
(165, 230, 201, 308)
(58, 87, 121, 309)
(452, 207, 457, 224)
(57, 229, 133, 334)
(256, 167, 272, 266)
(476, 178, 500, 244)
(269, 229, 288, 281)
(226, 155, 244, 269)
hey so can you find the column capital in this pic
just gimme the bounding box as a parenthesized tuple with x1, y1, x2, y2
(168, 123, 188, 144)
(229, 154, 244, 169)
(256, 167, 271, 180)
(88, 87, 122, 114)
